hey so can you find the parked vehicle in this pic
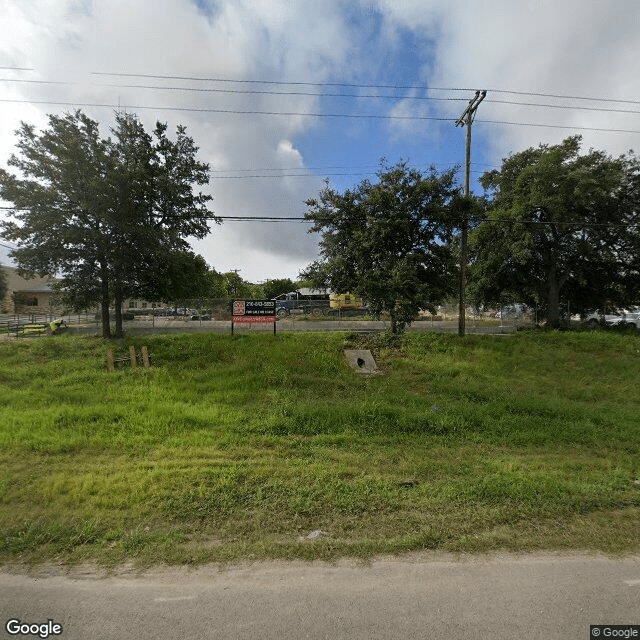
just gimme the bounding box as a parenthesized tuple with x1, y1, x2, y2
(274, 289, 369, 318)
(585, 309, 640, 330)
(94, 310, 135, 321)
(274, 289, 331, 318)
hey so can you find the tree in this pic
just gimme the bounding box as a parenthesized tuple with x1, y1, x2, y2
(263, 278, 296, 299)
(222, 271, 260, 299)
(302, 162, 460, 335)
(207, 269, 229, 298)
(105, 113, 214, 336)
(0, 110, 215, 338)
(137, 250, 213, 305)
(469, 136, 640, 327)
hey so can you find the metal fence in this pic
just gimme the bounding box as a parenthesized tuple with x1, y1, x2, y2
(0, 301, 539, 338)
(119, 299, 537, 335)
(0, 311, 98, 338)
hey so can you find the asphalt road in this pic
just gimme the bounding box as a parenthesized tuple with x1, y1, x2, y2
(1, 553, 639, 640)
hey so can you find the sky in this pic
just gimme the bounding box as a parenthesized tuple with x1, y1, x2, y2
(1, 0, 640, 282)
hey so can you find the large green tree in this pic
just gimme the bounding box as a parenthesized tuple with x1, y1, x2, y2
(222, 271, 262, 299)
(302, 162, 460, 335)
(469, 136, 640, 327)
(0, 110, 215, 337)
(137, 250, 213, 305)
(263, 278, 296, 299)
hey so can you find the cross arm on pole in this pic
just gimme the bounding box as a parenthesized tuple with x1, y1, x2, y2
(455, 90, 487, 127)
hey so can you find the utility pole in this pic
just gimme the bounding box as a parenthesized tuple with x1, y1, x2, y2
(455, 90, 486, 337)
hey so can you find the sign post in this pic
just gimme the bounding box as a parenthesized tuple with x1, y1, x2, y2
(231, 300, 277, 335)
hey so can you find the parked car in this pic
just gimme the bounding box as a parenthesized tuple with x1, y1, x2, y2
(94, 311, 135, 321)
(585, 310, 640, 330)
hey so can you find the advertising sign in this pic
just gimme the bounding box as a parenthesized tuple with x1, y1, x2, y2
(233, 299, 276, 317)
(232, 299, 277, 333)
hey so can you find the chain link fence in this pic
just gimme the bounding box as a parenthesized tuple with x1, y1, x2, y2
(0, 311, 97, 338)
(117, 299, 537, 334)
(1, 299, 540, 338)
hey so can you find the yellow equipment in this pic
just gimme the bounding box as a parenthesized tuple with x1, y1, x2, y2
(329, 293, 364, 310)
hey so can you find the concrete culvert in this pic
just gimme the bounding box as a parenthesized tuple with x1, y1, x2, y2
(344, 349, 379, 374)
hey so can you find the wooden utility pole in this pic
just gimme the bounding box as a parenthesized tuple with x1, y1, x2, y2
(455, 90, 486, 337)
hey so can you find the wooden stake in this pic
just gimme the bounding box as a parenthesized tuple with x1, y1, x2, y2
(106, 349, 115, 372)
(141, 345, 150, 368)
(129, 345, 137, 369)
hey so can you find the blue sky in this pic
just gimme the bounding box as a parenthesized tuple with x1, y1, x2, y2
(1, 0, 640, 281)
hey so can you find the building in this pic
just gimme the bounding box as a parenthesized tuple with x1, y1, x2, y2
(1, 266, 61, 314)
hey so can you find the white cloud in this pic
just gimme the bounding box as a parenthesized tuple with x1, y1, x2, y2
(372, 0, 640, 161)
(276, 140, 303, 166)
(386, 89, 438, 143)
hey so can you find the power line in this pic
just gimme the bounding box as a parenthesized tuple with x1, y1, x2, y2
(0, 207, 307, 222)
(208, 173, 488, 179)
(1, 97, 639, 134)
(487, 98, 640, 115)
(215, 217, 639, 227)
(209, 164, 381, 173)
(88, 71, 485, 92)
(208, 163, 501, 172)
(478, 218, 638, 229)
(0, 77, 468, 102)
(215, 216, 309, 221)
(209, 172, 376, 179)
(0, 98, 453, 121)
(486, 87, 640, 106)
(475, 119, 640, 134)
(90, 71, 640, 106)
(3, 207, 636, 228)
(5, 76, 640, 114)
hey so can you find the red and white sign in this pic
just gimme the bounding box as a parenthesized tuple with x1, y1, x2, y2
(231, 299, 277, 334)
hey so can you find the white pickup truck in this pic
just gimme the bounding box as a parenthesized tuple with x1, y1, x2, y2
(585, 308, 640, 329)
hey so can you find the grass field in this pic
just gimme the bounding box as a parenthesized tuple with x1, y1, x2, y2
(0, 329, 639, 567)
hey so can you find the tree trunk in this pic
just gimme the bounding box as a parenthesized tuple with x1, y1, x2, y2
(389, 308, 397, 336)
(546, 267, 561, 329)
(100, 271, 111, 339)
(114, 288, 124, 339)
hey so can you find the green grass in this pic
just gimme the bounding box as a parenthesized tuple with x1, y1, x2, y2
(0, 329, 639, 567)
